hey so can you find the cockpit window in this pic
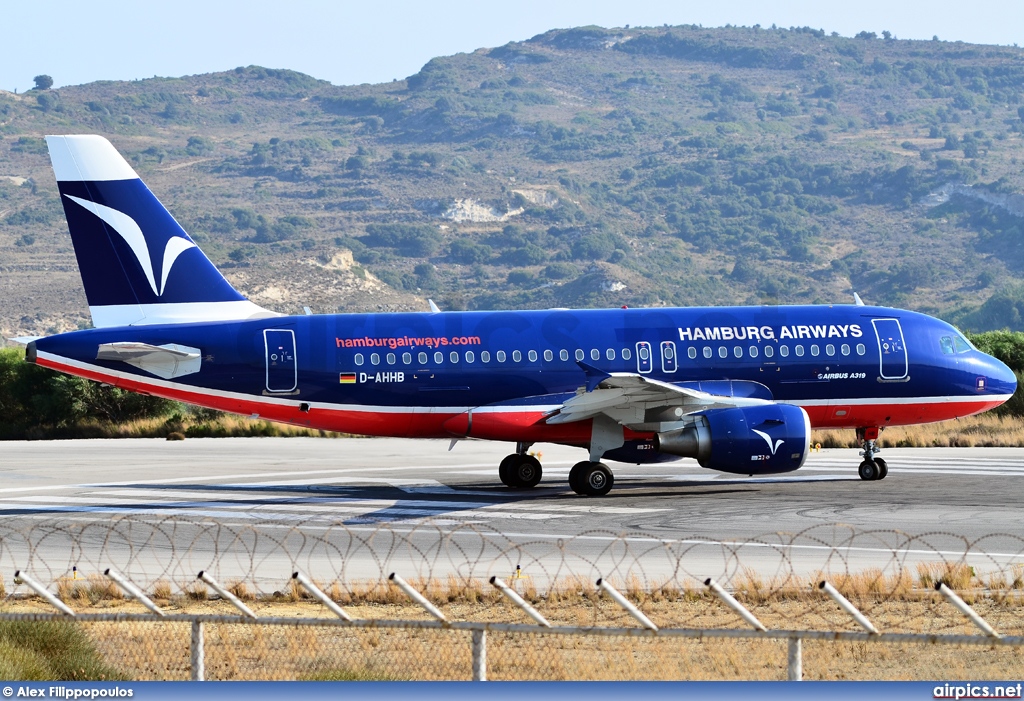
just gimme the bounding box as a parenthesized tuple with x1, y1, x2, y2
(940, 336, 955, 355)
(953, 335, 972, 353)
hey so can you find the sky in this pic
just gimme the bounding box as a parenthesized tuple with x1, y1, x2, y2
(3, 0, 1023, 93)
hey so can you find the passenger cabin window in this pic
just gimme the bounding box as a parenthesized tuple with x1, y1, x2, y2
(355, 353, 364, 366)
(688, 347, 697, 360)
(780, 345, 789, 357)
(622, 348, 632, 361)
(544, 350, 553, 362)
(591, 349, 600, 361)
(825, 344, 835, 356)
(606, 348, 616, 360)
(575, 349, 585, 361)
(733, 346, 742, 358)
(512, 350, 522, 362)
(856, 344, 866, 356)
(559, 349, 569, 361)
(419, 352, 428, 364)
(465, 351, 475, 363)
(703, 347, 713, 359)
(749, 346, 758, 358)
(764, 346, 774, 358)
(387, 353, 396, 364)
(434, 351, 444, 364)
(371, 353, 380, 365)
(528, 350, 538, 362)
(403, 352, 412, 364)
(810, 345, 819, 357)
(497, 350, 506, 362)
(795, 345, 805, 357)
(718, 347, 728, 359)
(450, 351, 459, 363)
(481, 351, 491, 363)
(841, 344, 850, 356)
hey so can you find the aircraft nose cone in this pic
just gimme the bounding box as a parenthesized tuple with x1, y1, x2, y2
(986, 356, 1017, 397)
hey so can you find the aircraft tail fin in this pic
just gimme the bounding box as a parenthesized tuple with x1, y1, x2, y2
(46, 134, 274, 327)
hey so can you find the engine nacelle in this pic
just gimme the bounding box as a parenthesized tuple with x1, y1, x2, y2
(654, 404, 810, 475)
(602, 440, 682, 464)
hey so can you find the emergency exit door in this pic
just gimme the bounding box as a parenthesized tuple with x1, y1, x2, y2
(264, 329, 297, 392)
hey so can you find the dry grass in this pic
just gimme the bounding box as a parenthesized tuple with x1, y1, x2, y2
(227, 581, 255, 602)
(151, 581, 172, 601)
(917, 562, 976, 590)
(824, 568, 916, 599)
(56, 574, 124, 604)
(813, 414, 1024, 448)
(184, 582, 208, 601)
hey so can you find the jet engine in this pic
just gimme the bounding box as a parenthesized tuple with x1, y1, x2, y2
(653, 404, 810, 475)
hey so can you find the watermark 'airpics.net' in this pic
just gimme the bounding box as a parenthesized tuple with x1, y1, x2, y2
(934, 683, 1023, 699)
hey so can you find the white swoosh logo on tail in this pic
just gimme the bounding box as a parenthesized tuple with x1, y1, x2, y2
(65, 194, 196, 296)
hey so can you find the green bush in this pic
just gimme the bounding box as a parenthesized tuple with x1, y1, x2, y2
(0, 621, 128, 680)
(0, 347, 175, 439)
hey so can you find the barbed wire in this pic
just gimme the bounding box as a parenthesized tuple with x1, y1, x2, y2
(2, 516, 1023, 634)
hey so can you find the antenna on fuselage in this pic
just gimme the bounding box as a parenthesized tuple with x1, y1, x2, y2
(853, 293, 865, 306)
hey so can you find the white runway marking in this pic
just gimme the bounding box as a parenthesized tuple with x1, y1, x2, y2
(0, 449, 1020, 526)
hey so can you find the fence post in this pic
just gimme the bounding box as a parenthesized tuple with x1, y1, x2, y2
(787, 637, 802, 681)
(471, 629, 487, 681)
(191, 620, 205, 681)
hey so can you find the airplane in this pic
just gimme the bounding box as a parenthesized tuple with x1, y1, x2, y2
(15, 135, 1017, 496)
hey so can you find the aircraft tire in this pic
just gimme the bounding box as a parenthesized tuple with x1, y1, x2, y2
(513, 455, 543, 488)
(568, 461, 590, 494)
(498, 454, 518, 487)
(581, 462, 614, 496)
(874, 457, 888, 480)
(858, 460, 880, 481)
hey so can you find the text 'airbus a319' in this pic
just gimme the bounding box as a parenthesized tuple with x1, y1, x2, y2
(15, 135, 1017, 495)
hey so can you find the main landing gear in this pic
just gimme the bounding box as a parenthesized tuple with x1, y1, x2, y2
(568, 461, 614, 496)
(496, 444, 615, 496)
(856, 427, 888, 481)
(498, 442, 543, 488)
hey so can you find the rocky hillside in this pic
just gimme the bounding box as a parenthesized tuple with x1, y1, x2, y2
(2, 24, 1024, 337)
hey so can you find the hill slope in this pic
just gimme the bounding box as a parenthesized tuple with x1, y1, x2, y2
(3, 25, 1024, 337)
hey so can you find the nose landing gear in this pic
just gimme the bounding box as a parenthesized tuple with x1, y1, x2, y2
(857, 427, 888, 481)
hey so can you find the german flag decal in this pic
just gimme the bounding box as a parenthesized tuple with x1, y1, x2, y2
(339, 372, 357, 384)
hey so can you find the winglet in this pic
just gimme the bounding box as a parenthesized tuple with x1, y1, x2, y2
(576, 361, 611, 392)
(428, 299, 441, 313)
(853, 292, 865, 306)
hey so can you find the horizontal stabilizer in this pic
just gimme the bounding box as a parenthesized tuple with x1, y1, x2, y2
(96, 342, 202, 379)
(7, 336, 43, 346)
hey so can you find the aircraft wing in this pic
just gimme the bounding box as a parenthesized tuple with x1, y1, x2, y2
(545, 371, 770, 429)
(96, 342, 202, 380)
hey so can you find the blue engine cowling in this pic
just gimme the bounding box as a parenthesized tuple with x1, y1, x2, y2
(654, 404, 810, 475)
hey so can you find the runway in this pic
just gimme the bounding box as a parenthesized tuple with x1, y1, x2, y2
(1, 437, 1022, 592)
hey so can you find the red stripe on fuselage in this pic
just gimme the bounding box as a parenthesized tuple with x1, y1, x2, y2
(35, 354, 1004, 442)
